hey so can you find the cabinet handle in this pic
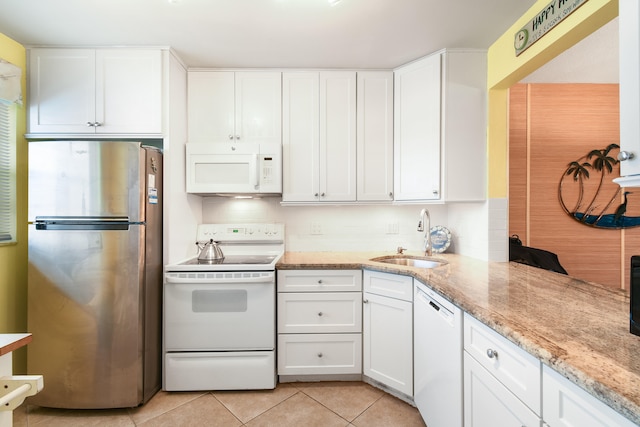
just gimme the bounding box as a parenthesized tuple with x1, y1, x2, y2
(317, 353, 323, 358)
(618, 151, 635, 161)
(486, 348, 498, 359)
(317, 312, 323, 317)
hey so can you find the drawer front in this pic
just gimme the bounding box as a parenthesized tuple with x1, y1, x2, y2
(277, 333, 362, 375)
(165, 351, 276, 391)
(278, 292, 362, 333)
(363, 269, 413, 301)
(464, 313, 541, 414)
(277, 269, 362, 292)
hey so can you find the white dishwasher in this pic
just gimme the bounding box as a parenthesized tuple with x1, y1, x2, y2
(414, 280, 463, 427)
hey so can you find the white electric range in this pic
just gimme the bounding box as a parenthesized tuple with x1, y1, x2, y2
(163, 223, 284, 391)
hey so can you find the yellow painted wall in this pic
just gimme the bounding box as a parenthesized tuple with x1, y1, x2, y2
(487, 0, 618, 198)
(0, 33, 28, 372)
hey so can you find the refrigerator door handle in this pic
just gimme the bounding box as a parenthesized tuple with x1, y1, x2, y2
(33, 216, 133, 230)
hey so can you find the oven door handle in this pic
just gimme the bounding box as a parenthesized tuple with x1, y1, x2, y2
(165, 274, 274, 284)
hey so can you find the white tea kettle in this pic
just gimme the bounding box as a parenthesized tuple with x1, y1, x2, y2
(196, 239, 225, 261)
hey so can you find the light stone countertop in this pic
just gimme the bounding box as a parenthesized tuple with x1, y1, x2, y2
(277, 251, 640, 425)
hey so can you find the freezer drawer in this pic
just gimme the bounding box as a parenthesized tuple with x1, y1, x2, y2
(164, 351, 276, 391)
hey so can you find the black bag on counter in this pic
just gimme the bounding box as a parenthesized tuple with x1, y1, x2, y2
(509, 235, 568, 275)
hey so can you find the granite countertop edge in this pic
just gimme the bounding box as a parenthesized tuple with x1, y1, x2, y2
(276, 251, 640, 425)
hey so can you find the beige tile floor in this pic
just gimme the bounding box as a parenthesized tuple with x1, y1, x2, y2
(13, 381, 427, 426)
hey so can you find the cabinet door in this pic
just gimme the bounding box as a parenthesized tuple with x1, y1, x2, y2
(28, 48, 96, 134)
(282, 72, 320, 202)
(363, 291, 413, 396)
(464, 353, 541, 427)
(235, 71, 282, 145)
(96, 49, 162, 134)
(543, 365, 637, 427)
(320, 71, 356, 202)
(619, 0, 640, 177)
(357, 71, 394, 201)
(187, 71, 235, 143)
(394, 54, 441, 201)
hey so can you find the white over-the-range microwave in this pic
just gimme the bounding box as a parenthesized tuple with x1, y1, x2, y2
(186, 142, 282, 195)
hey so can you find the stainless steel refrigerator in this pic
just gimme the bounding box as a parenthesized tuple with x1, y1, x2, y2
(27, 141, 162, 409)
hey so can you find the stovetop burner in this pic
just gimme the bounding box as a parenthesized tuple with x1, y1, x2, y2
(181, 254, 278, 266)
(165, 223, 285, 272)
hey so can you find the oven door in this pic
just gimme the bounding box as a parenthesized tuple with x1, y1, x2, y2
(164, 271, 275, 351)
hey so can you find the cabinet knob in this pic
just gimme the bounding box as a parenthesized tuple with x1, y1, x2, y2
(228, 134, 234, 140)
(363, 299, 369, 304)
(618, 151, 635, 161)
(317, 353, 323, 358)
(314, 193, 319, 197)
(236, 135, 240, 140)
(317, 312, 323, 317)
(317, 280, 323, 284)
(433, 190, 439, 195)
(486, 348, 498, 359)
(321, 193, 325, 197)
(94, 122, 102, 127)
(389, 192, 393, 198)
(86, 121, 94, 127)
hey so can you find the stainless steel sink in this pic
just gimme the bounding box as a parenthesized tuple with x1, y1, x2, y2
(370, 256, 447, 269)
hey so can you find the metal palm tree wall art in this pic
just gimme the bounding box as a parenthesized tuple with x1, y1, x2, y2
(558, 143, 640, 228)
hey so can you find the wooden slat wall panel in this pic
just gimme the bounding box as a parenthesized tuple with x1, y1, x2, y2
(509, 84, 528, 242)
(509, 83, 632, 289)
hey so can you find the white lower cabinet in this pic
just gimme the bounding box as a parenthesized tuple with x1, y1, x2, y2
(543, 365, 638, 427)
(277, 269, 362, 377)
(464, 353, 541, 427)
(363, 270, 413, 397)
(463, 313, 541, 427)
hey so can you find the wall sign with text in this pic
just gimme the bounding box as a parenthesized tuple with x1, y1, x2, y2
(515, 0, 589, 56)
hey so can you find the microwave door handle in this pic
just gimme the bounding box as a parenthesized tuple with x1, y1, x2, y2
(254, 154, 260, 190)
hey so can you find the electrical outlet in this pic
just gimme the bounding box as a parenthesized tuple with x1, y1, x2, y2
(310, 222, 323, 235)
(387, 221, 399, 234)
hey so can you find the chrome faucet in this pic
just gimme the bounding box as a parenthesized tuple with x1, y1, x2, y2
(417, 208, 432, 257)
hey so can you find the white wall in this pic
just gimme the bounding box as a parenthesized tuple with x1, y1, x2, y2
(200, 197, 492, 256)
(163, 52, 203, 264)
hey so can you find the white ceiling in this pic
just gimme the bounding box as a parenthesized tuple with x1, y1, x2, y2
(0, 0, 537, 69)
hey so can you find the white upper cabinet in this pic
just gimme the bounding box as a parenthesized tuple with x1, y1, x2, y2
(28, 48, 162, 135)
(187, 70, 282, 145)
(357, 72, 394, 202)
(282, 71, 356, 202)
(394, 54, 441, 201)
(394, 49, 487, 202)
